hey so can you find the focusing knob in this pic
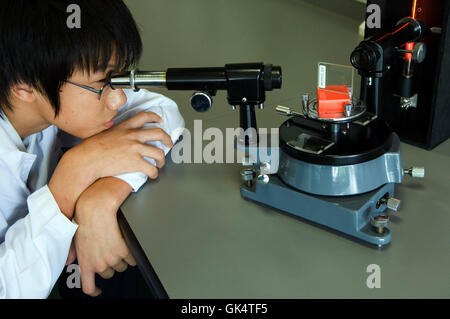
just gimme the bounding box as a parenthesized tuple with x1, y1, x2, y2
(412, 43, 427, 63)
(190, 91, 212, 112)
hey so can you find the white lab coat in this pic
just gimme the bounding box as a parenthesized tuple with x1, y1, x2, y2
(0, 89, 185, 299)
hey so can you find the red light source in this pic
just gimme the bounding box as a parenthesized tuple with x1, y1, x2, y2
(405, 0, 418, 61)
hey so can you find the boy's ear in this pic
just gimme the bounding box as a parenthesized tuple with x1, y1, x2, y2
(10, 83, 37, 103)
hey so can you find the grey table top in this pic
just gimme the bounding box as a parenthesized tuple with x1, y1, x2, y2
(120, 128, 450, 298)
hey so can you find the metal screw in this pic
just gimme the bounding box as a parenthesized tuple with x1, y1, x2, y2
(301, 94, 309, 113)
(344, 103, 352, 117)
(403, 167, 425, 178)
(276, 105, 292, 116)
(386, 198, 401, 212)
(257, 174, 270, 184)
(242, 97, 247, 103)
(371, 215, 389, 234)
(377, 196, 401, 212)
(241, 168, 255, 187)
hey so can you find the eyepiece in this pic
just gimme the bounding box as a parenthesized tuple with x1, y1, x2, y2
(263, 65, 282, 90)
(271, 66, 282, 90)
(351, 46, 376, 70)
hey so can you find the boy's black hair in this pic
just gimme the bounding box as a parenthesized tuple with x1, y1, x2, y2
(0, 0, 142, 116)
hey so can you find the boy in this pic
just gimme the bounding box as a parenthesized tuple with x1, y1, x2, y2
(0, 0, 184, 298)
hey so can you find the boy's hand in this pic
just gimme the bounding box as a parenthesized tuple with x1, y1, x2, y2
(72, 177, 136, 297)
(49, 111, 173, 220)
(73, 111, 174, 180)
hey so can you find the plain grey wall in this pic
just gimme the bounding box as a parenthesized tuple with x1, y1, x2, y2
(124, 0, 363, 131)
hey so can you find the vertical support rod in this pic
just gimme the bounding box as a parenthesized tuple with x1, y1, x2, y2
(363, 77, 381, 117)
(239, 104, 258, 147)
(372, 77, 381, 116)
(330, 123, 340, 145)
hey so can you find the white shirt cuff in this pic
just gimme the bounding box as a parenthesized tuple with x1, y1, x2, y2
(113, 172, 148, 193)
(27, 185, 78, 239)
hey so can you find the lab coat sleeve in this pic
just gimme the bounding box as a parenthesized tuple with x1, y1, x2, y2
(0, 185, 78, 299)
(112, 89, 185, 192)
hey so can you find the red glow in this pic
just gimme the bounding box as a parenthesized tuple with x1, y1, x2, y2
(405, 0, 418, 61)
(405, 42, 414, 60)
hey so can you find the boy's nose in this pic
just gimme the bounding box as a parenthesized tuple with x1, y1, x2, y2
(106, 88, 127, 110)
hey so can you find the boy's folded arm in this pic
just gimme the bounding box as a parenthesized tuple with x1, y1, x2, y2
(79, 176, 133, 211)
(0, 185, 78, 299)
(113, 89, 185, 192)
(71, 176, 135, 297)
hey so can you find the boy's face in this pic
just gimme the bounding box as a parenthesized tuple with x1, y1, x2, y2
(50, 61, 126, 139)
